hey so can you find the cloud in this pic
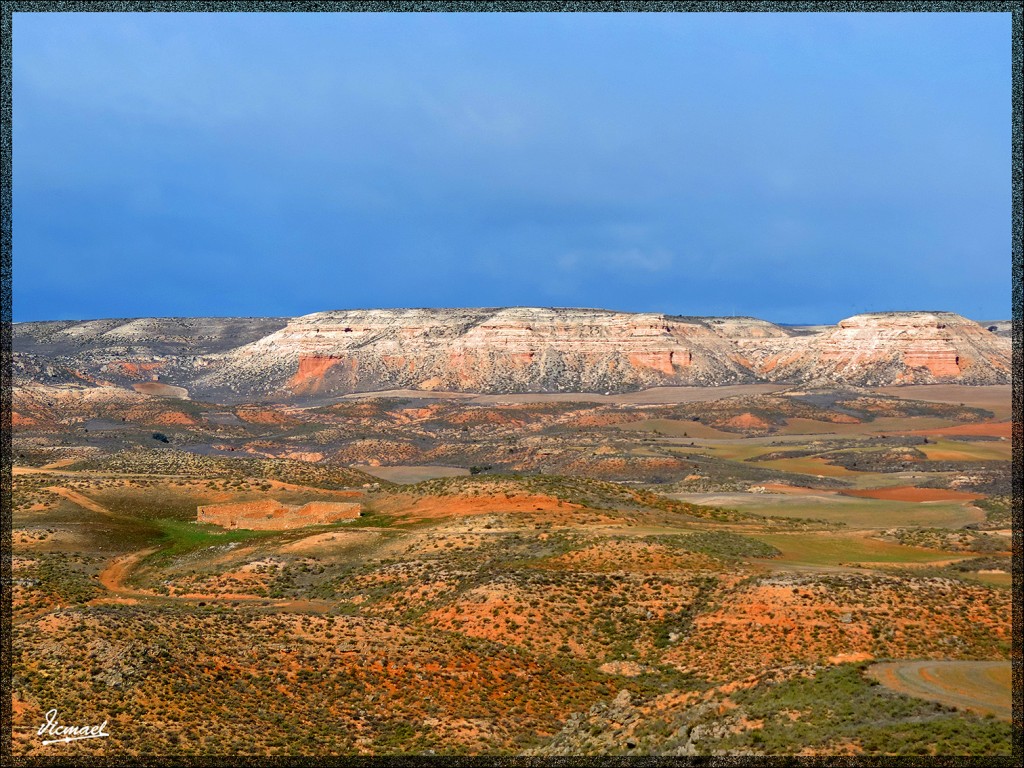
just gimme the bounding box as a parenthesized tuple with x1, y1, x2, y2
(558, 248, 674, 275)
(11, 12, 1011, 322)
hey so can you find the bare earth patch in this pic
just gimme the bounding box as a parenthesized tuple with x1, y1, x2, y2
(839, 486, 984, 503)
(133, 381, 190, 399)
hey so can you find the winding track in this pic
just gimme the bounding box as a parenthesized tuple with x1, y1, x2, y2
(44, 486, 117, 517)
(34, 481, 331, 611)
(866, 660, 1011, 721)
(96, 548, 159, 595)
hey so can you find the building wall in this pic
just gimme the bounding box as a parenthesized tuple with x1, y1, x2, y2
(197, 499, 362, 530)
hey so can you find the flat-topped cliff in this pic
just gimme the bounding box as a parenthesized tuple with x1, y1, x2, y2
(13, 308, 1011, 400)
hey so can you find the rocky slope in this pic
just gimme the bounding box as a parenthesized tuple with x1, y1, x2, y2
(13, 316, 287, 391)
(194, 308, 791, 399)
(13, 309, 1011, 401)
(736, 312, 1011, 387)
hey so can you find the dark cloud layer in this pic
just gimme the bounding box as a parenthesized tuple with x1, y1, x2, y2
(13, 12, 1010, 323)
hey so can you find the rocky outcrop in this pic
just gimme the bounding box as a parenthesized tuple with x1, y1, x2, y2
(14, 308, 1010, 400)
(14, 316, 289, 358)
(13, 316, 289, 393)
(742, 312, 1011, 386)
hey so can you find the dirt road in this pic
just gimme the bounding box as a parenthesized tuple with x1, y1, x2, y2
(97, 547, 159, 595)
(44, 486, 117, 517)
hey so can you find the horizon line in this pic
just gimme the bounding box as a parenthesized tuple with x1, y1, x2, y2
(10, 305, 1013, 327)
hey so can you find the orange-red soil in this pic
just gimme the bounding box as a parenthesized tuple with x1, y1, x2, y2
(839, 486, 984, 503)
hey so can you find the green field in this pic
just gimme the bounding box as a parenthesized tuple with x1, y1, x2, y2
(144, 519, 283, 565)
(918, 439, 1011, 462)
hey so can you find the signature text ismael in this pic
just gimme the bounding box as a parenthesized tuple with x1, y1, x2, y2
(37, 709, 110, 745)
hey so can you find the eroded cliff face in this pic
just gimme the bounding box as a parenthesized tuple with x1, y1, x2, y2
(15, 308, 1011, 401)
(12, 316, 290, 394)
(199, 308, 779, 398)
(744, 312, 1011, 386)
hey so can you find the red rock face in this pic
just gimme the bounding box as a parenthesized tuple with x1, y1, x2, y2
(191, 308, 1010, 397)
(628, 351, 678, 376)
(753, 312, 1009, 386)
(902, 350, 963, 378)
(756, 352, 803, 375)
(108, 361, 164, 380)
(289, 355, 345, 392)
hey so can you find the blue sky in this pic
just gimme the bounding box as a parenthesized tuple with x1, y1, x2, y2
(13, 11, 1011, 323)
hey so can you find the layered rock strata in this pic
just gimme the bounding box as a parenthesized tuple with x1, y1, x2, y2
(739, 312, 1011, 386)
(14, 308, 1011, 400)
